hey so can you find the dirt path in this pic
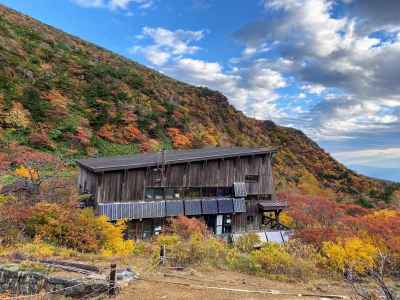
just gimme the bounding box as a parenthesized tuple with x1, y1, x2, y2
(118, 268, 352, 300)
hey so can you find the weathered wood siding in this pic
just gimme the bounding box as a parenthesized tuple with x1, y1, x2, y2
(84, 153, 274, 203)
(231, 199, 263, 233)
(78, 167, 97, 195)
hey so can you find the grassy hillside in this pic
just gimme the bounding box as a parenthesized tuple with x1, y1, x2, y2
(0, 4, 397, 204)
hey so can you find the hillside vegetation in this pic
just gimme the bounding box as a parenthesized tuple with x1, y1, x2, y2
(0, 4, 398, 204)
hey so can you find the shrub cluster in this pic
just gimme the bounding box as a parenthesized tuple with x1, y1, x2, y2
(151, 217, 321, 281)
(0, 199, 133, 257)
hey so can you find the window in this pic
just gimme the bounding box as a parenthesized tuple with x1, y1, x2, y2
(145, 188, 154, 200)
(145, 187, 182, 200)
(144, 187, 163, 200)
(185, 187, 201, 198)
(154, 188, 164, 200)
(245, 174, 259, 183)
(165, 188, 175, 200)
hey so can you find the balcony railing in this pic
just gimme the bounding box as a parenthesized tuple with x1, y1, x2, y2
(98, 197, 246, 221)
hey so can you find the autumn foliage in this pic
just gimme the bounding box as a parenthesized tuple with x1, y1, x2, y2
(281, 193, 400, 273)
(0, 199, 133, 256)
(166, 215, 209, 239)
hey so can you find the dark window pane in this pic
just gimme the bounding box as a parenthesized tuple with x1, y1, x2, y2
(245, 174, 259, 183)
(145, 188, 153, 200)
(165, 188, 174, 200)
(154, 187, 164, 200)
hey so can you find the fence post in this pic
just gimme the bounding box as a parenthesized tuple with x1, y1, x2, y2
(160, 244, 166, 265)
(109, 263, 117, 297)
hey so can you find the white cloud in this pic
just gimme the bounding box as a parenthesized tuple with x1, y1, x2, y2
(132, 26, 288, 120)
(132, 27, 205, 66)
(137, 46, 170, 66)
(332, 147, 400, 167)
(301, 84, 325, 95)
(164, 58, 286, 119)
(72, 0, 103, 8)
(71, 0, 153, 10)
(141, 27, 204, 55)
(235, 0, 400, 143)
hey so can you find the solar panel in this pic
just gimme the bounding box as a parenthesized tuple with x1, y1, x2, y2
(266, 231, 284, 243)
(165, 200, 184, 217)
(201, 199, 218, 214)
(217, 198, 234, 214)
(233, 198, 246, 213)
(98, 201, 166, 220)
(233, 182, 247, 197)
(184, 199, 202, 215)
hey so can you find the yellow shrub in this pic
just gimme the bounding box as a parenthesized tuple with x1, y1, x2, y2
(95, 217, 134, 257)
(251, 243, 294, 274)
(15, 165, 38, 180)
(18, 242, 79, 259)
(20, 242, 55, 258)
(27, 204, 134, 256)
(234, 233, 261, 253)
(250, 242, 318, 280)
(156, 234, 181, 247)
(322, 237, 378, 273)
(154, 233, 227, 267)
(280, 212, 294, 228)
(196, 235, 227, 265)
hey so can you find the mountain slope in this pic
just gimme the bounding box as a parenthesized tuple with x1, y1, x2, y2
(0, 4, 395, 204)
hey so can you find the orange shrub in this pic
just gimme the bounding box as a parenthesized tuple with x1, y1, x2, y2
(167, 128, 192, 149)
(139, 138, 161, 152)
(167, 216, 209, 239)
(25, 202, 133, 255)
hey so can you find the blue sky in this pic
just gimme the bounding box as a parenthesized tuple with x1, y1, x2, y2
(1, 0, 400, 181)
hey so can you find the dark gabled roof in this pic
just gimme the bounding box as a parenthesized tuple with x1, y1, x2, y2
(76, 147, 276, 173)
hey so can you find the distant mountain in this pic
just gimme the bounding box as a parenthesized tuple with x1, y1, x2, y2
(349, 165, 400, 183)
(0, 4, 396, 203)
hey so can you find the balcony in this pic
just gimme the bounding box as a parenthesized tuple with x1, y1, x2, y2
(97, 197, 246, 221)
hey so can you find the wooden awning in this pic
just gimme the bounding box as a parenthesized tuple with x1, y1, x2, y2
(258, 201, 288, 211)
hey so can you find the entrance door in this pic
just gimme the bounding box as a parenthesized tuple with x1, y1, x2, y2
(204, 215, 217, 234)
(222, 215, 232, 234)
(216, 215, 223, 235)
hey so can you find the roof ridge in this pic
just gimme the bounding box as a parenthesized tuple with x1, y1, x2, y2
(76, 147, 276, 173)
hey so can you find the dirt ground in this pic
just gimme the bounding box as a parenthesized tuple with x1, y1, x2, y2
(118, 266, 353, 300)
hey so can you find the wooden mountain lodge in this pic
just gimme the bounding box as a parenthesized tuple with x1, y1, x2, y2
(76, 147, 288, 240)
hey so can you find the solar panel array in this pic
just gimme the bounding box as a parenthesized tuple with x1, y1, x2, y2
(98, 197, 246, 220)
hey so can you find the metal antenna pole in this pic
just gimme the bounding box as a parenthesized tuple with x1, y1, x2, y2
(161, 148, 166, 186)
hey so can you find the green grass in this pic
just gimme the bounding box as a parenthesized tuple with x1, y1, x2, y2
(91, 137, 139, 156)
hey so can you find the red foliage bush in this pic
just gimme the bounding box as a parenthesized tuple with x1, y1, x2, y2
(281, 192, 400, 266)
(29, 129, 55, 150)
(167, 128, 192, 149)
(124, 125, 145, 142)
(167, 216, 209, 239)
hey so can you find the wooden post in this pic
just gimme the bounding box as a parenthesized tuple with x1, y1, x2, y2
(109, 263, 117, 297)
(160, 244, 166, 265)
